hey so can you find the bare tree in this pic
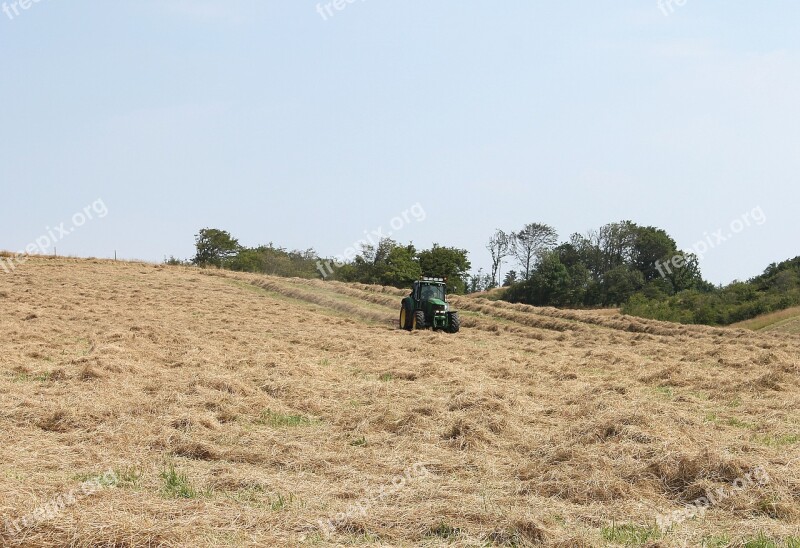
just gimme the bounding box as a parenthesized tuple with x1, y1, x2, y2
(486, 229, 511, 288)
(512, 223, 558, 280)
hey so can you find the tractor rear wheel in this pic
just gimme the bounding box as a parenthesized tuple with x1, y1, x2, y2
(400, 305, 413, 331)
(414, 310, 426, 330)
(447, 312, 461, 334)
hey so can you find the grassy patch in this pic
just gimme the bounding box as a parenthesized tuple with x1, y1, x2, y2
(160, 463, 198, 499)
(601, 523, 660, 544)
(109, 466, 143, 488)
(726, 417, 757, 430)
(257, 409, 314, 428)
(733, 306, 800, 332)
(350, 436, 367, 447)
(743, 533, 778, 548)
(756, 496, 783, 519)
(654, 386, 674, 398)
(378, 373, 394, 382)
(739, 533, 800, 548)
(12, 371, 52, 383)
(270, 492, 294, 511)
(428, 521, 461, 539)
(754, 433, 800, 447)
(227, 485, 267, 504)
(72, 471, 117, 487)
(702, 535, 731, 548)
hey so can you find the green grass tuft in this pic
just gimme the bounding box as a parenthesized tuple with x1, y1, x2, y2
(160, 463, 198, 499)
(726, 417, 757, 429)
(755, 433, 799, 447)
(12, 371, 52, 383)
(428, 521, 460, 539)
(743, 532, 777, 548)
(739, 532, 800, 548)
(257, 409, 314, 427)
(654, 386, 673, 398)
(350, 436, 367, 447)
(113, 465, 143, 488)
(601, 522, 660, 544)
(270, 492, 294, 511)
(702, 534, 730, 548)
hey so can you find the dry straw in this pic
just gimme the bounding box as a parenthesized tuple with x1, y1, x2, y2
(0, 257, 798, 546)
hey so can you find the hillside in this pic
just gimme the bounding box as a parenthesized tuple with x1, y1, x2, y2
(1, 258, 799, 547)
(733, 307, 800, 335)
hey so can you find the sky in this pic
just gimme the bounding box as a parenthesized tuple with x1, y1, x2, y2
(1, 0, 798, 285)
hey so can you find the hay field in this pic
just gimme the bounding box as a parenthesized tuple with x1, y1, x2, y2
(1, 258, 799, 547)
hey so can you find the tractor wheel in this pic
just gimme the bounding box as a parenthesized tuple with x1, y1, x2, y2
(399, 305, 413, 331)
(414, 310, 426, 330)
(447, 312, 461, 334)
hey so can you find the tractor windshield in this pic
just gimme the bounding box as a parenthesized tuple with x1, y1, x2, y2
(420, 284, 445, 301)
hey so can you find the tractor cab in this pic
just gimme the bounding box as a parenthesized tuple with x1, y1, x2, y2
(416, 281, 446, 303)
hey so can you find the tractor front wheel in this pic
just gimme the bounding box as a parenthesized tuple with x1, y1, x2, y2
(447, 312, 461, 334)
(414, 310, 426, 330)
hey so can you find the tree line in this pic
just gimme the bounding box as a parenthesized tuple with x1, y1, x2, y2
(184, 228, 471, 294)
(622, 256, 800, 325)
(488, 221, 709, 307)
(177, 225, 799, 327)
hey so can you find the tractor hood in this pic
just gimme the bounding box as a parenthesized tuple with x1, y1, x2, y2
(428, 298, 447, 307)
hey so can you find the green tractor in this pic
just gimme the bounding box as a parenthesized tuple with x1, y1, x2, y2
(399, 277, 461, 333)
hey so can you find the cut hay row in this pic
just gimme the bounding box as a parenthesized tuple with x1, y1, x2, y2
(199, 270, 395, 326)
(204, 271, 569, 341)
(449, 298, 590, 334)
(265, 276, 587, 338)
(258, 276, 588, 336)
(469, 298, 795, 346)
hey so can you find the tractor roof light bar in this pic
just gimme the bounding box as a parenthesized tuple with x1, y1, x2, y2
(421, 277, 447, 282)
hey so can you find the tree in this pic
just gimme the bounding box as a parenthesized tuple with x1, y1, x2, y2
(417, 244, 471, 294)
(227, 244, 321, 278)
(503, 270, 518, 287)
(193, 228, 240, 267)
(602, 265, 645, 305)
(504, 253, 572, 306)
(663, 252, 704, 293)
(228, 247, 263, 272)
(377, 243, 421, 287)
(467, 268, 493, 293)
(632, 226, 679, 282)
(586, 221, 639, 275)
(486, 229, 512, 288)
(512, 223, 558, 280)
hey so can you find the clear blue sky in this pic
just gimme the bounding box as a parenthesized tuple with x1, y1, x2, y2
(2, 1, 798, 284)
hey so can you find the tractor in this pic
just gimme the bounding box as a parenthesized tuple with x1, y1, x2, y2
(399, 277, 461, 333)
